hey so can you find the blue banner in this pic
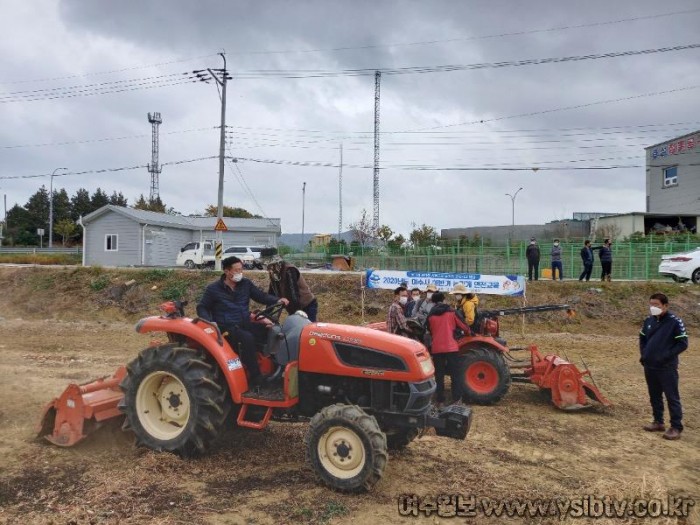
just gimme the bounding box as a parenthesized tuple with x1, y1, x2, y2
(365, 269, 526, 296)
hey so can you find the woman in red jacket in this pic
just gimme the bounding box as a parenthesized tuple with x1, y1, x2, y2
(426, 292, 470, 406)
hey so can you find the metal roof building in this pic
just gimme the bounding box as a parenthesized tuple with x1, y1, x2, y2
(80, 205, 281, 267)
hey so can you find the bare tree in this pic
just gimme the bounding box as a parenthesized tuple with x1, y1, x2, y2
(595, 223, 622, 242)
(348, 209, 376, 247)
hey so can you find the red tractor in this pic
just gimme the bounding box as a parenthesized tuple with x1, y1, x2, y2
(368, 304, 610, 411)
(38, 301, 472, 492)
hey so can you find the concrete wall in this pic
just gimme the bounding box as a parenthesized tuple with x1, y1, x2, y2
(646, 131, 700, 214)
(442, 221, 591, 243)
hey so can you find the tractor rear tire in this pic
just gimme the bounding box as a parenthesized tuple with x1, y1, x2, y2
(305, 404, 387, 492)
(459, 347, 511, 405)
(385, 428, 420, 451)
(119, 344, 230, 457)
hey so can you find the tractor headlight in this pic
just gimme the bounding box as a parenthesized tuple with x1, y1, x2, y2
(420, 358, 434, 375)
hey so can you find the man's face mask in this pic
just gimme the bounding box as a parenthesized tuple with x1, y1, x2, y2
(412, 294, 420, 301)
(649, 305, 663, 316)
(399, 296, 408, 305)
(426, 292, 433, 300)
(454, 294, 463, 301)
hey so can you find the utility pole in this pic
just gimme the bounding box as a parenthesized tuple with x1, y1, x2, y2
(301, 182, 306, 252)
(194, 53, 231, 271)
(338, 143, 343, 240)
(147, 112, 162, 203)
(372, 70, 381, 231)
(48, 167, 67, 248)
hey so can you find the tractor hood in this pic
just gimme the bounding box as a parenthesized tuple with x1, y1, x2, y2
(298, 323, 434, 381)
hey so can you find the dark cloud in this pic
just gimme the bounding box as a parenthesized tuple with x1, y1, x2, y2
(1, 0, 699, 235)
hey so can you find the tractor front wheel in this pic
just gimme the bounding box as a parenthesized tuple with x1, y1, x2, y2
(305, 404, 387, 492)
(119, 344, 230, 457)
(459, 347, 511, 405)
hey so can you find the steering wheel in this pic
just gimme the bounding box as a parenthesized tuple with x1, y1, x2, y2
(254, 301, 286, 323)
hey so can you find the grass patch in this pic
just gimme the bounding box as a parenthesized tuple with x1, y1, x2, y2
(0, 253, 81, 265)
(89, 275, 111, 291)
(160, 281, 189, 301)
(142, 268, 174, 282)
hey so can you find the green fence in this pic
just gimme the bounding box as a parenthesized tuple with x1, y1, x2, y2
(287, 239, 700, 280)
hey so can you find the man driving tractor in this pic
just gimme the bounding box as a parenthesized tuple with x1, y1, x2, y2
(196, 256, 289, 392)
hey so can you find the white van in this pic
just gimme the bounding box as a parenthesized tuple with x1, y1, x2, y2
(175, 241, 215, 269)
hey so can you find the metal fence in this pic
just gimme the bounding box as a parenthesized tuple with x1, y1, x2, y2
(0, 247, 82, 255)
(287, 239, 700, 280)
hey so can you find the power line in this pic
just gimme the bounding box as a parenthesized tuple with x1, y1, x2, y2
(229, 43, 700, 79)
(0, 54, 217, 85)
(0, 156, 218, 180)
(0, 77, 197, 104)
(0, 126, 217, 150)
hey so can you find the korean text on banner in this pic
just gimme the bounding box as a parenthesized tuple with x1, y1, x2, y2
(365, 270, 526, 297)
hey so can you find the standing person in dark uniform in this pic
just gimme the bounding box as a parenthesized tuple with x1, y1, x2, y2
(550, 239, 563, 280)
(266, 255, 318, 322)
(525, 237, 541, 281)
(639, 293, 688, 440)
(197, 256, 288, 391)
(579, 240, 594, 282)
(593, 238, 613, 281)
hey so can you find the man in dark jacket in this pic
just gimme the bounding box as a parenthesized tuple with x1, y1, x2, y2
(267, 256, 318, 322)
(579, 240, 594, 281)
(639, 293, 688, 440)
(197, 256, 288, 389)
(593, 238, 613, 281)
(525, 237, 541, 281)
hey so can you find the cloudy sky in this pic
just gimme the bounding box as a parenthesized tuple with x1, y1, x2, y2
(1, 0, 700, 236)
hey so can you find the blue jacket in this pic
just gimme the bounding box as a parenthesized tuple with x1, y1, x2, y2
(197, 275, 279, 327)
(639, 311, 688, 369)
(593, 245, 613, 262)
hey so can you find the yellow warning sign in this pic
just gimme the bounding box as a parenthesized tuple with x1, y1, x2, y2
(214, 218, 228, 232)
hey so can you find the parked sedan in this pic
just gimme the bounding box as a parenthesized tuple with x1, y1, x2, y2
(658, 247, 700, 283)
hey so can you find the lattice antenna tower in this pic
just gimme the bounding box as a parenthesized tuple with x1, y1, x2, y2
(147, 112, 163, 202)
(372, 71, 381, 230)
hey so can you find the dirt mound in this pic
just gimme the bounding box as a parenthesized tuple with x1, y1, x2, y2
(1, 267, 697, 334)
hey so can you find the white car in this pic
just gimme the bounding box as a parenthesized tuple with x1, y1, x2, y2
(658, 247, 700, 283)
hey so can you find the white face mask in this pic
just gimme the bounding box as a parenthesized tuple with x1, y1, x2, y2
(426, 292, 433, 300)
(650, 306, 663, 316)
(232, 272, 243, 282)
(412, 295, 420, 301)
(530, 241, 535, 245)
(554, 242, 559, 247)
(454, 294, 463, 301)
(399, 296, 408, 305)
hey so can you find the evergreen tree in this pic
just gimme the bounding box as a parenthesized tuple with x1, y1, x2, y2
(91, 188, 110, 210)
(71, 188, 92, 221)
(109, 191, 128, 207)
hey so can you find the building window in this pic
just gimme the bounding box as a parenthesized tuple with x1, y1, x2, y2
(105, 234, 118, 251)
(663, 166, 678, 187)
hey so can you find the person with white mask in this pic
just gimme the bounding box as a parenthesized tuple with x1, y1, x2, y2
(387, 286, 410, 335)
(639, 293, 688, 440)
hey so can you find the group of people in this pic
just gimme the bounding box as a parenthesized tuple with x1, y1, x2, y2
(193, 252, 688, 441)
(196, 255, 317, 394)
(525, 237, 614, 282)
(387, 283, 480, 407)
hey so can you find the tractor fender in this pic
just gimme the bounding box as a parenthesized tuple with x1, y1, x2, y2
(135, 316, 249, 403)
(457, 335, 509, 355)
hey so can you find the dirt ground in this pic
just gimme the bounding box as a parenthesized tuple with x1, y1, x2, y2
(0, 267, 698, 524)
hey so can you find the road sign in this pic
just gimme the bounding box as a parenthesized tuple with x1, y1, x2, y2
(37, 228, 45, 236)
(215, 242, 223, 258)
(214, 218, 228, 232)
